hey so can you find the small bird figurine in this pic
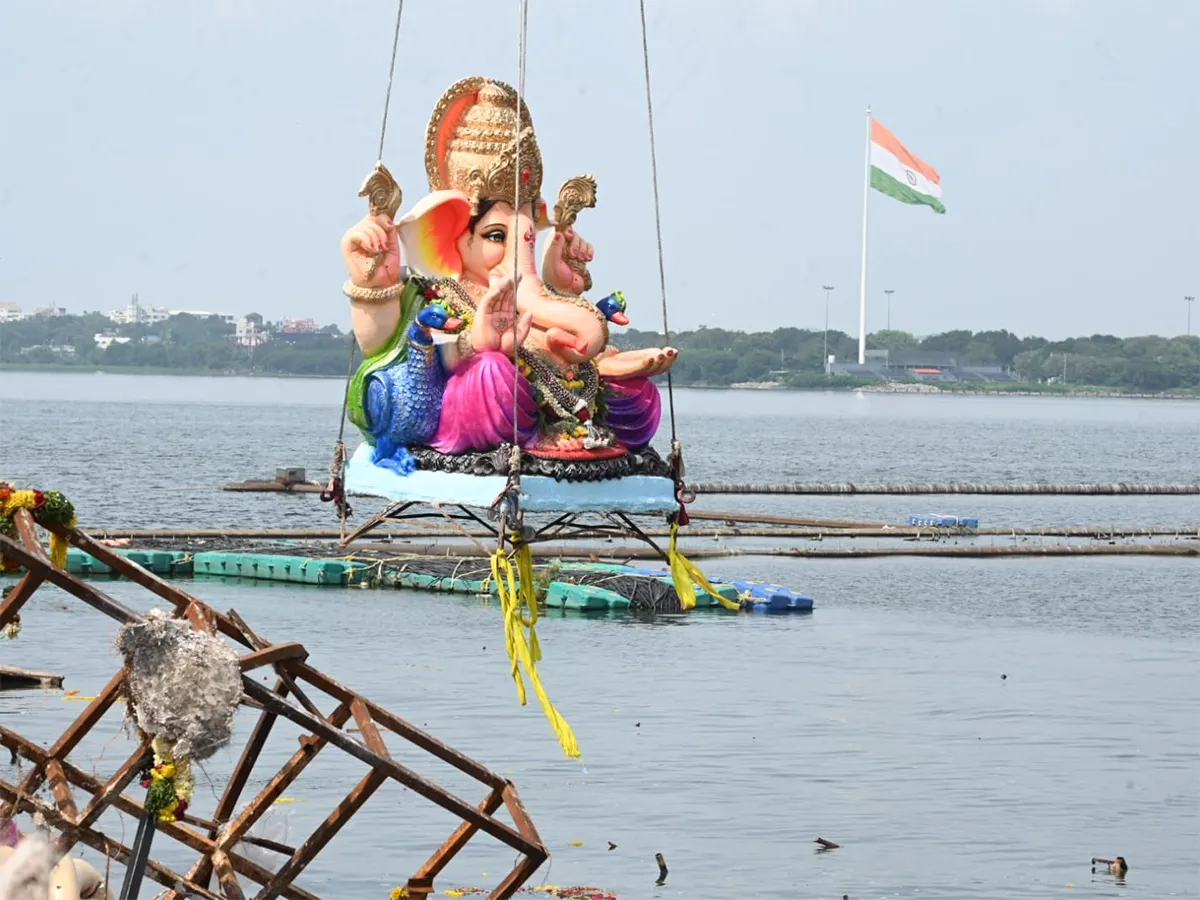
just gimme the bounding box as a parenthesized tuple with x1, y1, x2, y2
(414, 301, 462, 337)
(1092, 856, 1128, 878)
(596, 291, 630, 326)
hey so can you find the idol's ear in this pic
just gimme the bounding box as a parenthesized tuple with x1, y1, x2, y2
(534, 197, 553, 232)
(396, 190, 472, 278)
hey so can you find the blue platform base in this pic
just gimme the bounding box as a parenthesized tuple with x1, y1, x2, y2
(344, 442, 678, 514)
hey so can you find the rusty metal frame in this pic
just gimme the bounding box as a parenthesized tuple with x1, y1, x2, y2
(0, 509, 548, 900)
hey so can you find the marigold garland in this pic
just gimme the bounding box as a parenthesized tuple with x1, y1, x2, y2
(140, 736, 194, 824)
(0, 482, 78, 570)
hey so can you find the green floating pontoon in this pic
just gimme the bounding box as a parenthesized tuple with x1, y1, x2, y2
(11, 547, 812, 614)
(58, 547, 193, 578)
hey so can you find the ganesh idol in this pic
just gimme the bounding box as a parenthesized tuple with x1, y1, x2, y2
(339, 76, 677, 479)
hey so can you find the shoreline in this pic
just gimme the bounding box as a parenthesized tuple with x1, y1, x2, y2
(1, 364, 1196, 400)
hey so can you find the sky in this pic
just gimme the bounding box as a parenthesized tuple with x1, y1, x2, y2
(1, 0, 1196, 340)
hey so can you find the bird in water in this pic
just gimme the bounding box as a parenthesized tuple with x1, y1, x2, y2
(595, 291, 630, 326)
(1092, 856, 1128, 878)
(364, 301, 461, 474)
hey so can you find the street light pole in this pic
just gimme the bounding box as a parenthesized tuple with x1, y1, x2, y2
(1187, 295, 1195, 336)
(884, 288, 895, 331)
(822, 285, 835, 376)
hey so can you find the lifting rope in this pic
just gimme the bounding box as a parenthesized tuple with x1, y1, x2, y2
(319, 335, 358, 537)
(637, 0, 718, 608)
(500, 0, 532, 516)
(485, 0, 582, 762)
(638, 0, 678, 447)
(323, 0, 406, 535)
(636, 0, 695, 525)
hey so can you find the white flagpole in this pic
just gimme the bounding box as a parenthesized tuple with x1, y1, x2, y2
(858, 104, 873, 365)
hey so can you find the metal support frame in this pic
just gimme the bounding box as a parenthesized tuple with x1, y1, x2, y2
(340, 497, 675, 564)
(0, 509, 548, 900)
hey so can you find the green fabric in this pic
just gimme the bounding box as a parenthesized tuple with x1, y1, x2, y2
(870, 166, 946, 214)
(346, 276, 426, 443)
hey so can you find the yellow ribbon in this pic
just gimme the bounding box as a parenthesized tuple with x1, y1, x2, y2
(491, 543, 580, 758)
(668, 522, 742, 611)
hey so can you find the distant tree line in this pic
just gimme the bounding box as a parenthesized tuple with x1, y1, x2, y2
(612, 326, 1200, 392)
(0, 312, 351, 376)
(2, 313, 1196, 392)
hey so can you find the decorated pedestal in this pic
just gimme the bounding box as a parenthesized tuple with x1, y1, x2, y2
(344, 442, 677, 514)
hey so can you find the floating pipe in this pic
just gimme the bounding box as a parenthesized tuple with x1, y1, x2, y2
(83, 525, 1200, 541)
(335, 541, 1197, 560)
(221, 480, 1200, 496)
(683, 482, 1200, 495)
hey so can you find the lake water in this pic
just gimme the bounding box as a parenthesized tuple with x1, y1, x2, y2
(1, 371, 1198, 899)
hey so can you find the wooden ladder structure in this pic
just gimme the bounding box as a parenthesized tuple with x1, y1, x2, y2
(0, 508, 548, 899)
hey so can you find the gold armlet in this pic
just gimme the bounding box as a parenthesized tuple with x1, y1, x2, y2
(343, 280, 405, 304)
(455, 331, 477, 360)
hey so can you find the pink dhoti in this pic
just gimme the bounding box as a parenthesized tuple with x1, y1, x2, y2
(429, 353, 664, 453)
(430, 351, 539, 453)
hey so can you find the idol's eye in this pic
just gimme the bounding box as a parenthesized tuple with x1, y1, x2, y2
(482, 227, 506, 243)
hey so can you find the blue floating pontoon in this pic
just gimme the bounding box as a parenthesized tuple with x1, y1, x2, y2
(612, 566, 814, 613)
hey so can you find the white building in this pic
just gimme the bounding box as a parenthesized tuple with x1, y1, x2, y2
(108, 293, 234, 326)
(109, 294, 150, 325)
(94, 333, 132, 350)
(235, 315, 268, 347)
(279, 318, 318, 333)
(172, 309, 235, 324)
(0, 303, 23, 322)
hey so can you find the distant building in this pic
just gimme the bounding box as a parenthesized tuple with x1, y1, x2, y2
(273, 330, 340, 344)
(108, 293, 234, 326)
(827, 348, 1018, 384)
(108, 294, 148, 325)
(0, 303, 23, 322)
(171, 309, 234, 324)
(234, 314, 268, 348)
(279, 318, 318, 333)
(94, 333, 132, 350)
(30, 306, 67, 318)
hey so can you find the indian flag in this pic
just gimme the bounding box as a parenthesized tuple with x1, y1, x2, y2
(870, 119, 944, 214)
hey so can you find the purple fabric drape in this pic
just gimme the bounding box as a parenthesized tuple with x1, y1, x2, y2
(604, 376, 661, 448)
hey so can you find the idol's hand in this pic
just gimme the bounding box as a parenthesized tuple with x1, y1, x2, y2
(597, 346, 677, 379)
(341, 213, 402, 288)
(471, 275, 533, 356)
(541, 228, 594, 295)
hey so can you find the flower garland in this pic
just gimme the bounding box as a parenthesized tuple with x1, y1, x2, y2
(0, 482, 77, 569)
(139, 736, 194, 824)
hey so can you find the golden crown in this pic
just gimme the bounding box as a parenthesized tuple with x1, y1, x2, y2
(424, 77, 544, 215)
